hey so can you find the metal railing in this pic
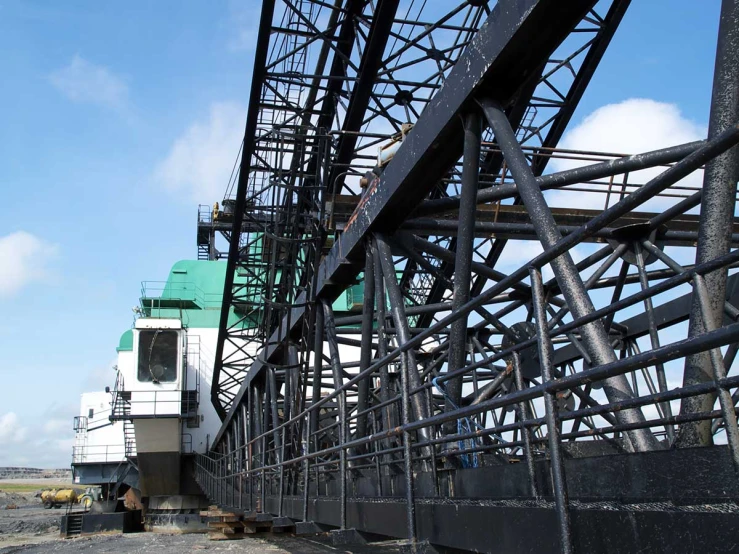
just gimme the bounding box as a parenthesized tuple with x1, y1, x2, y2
(111, 368, 199, 420)
(140, 280, 223, 317)
(111, 390, 199, 418)
(72, 444, 126, 464)
(182, 433, 193, 454)
(195, 240, 739, 544)
(198, 204, 213, 225)
(73, 416, 87, 431)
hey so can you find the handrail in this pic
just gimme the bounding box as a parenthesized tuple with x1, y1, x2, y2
(109, 389, 199, 418)
(182, 433, 193, 454)
(72, 444, 126, 464)
(73, 416, 88, 431)
(198, 204, 213, 224)
(140, 280, 223, 309)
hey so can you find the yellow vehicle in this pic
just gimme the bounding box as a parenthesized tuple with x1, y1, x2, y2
(40, 488, 79, 509)
(77, 487, 101, 510)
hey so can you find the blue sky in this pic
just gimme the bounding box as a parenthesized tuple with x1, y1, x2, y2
(0, 1, 722, 467)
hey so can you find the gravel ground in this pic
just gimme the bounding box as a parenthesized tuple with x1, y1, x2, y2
(0, 497, 403, 553)
(0, 482, 403, 553)
(0, 493, 30, 510)
(0, 482, 63, 549)
(0, 530, 406, 554)
(0, 505, 61, 550)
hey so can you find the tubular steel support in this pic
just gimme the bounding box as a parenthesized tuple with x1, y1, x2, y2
(356, 243, 375, 442)
(311, 301, 324, 427)
(693, 275, 739, 470)
(372, 239, 393, 468)
(633, 242, 675, 442)
(376, 233, 431, 442)
(416, 142, 703, 217)
(512, 352, 539, 498)
(678, 0, 739, 447)
(530, 267, 572, 554)
(322, 301, 348, 529)
(445, 111, 482, 425)
(482, 97, 660, 452)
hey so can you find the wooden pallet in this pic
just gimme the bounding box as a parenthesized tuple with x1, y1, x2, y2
(201, 506, 249, 541)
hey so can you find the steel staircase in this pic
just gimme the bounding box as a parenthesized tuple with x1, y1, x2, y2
(64, 513, 83, 537)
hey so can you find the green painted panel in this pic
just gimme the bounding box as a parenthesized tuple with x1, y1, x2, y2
(117, 329, 133, 352)
(119, 256, 380, 355)
(138, 260, 254, 329)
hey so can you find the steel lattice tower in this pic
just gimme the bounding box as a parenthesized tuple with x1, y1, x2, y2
(195, 1, 739, 551)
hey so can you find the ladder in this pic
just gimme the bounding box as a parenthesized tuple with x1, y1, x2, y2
(123, 419, 136, 458)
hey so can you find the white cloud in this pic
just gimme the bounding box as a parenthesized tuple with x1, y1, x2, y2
(0, 412, 28, 443)
(154, 102, 246, 202)
(0, 405, 78, 468)
(0, 231, 58, 297)
(49, 55, 129, 109)
(0, 433, 74, 469)
(547, 98, 706, 211)
(0, 399, 99, 468)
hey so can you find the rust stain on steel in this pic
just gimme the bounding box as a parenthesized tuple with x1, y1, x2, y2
(346, 177, 380, 230)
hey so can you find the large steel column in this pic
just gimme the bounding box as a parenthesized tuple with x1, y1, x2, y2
(356, 243, 376, 441)
(445, 111, 482, 426)
(322, 301, 348, 529)
(310, 304, 324, 436)
(678, 0, 739, 447)
(375, 233, 431, 442)
(267, 367, 282, 461)
(530, 267, 572, 554)
(482, 98, 660, 452)
(286, 343, 299, 421)
(372, 239, 395, 463)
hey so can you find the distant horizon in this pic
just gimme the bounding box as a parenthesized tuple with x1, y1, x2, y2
(0, 468, 72, 475)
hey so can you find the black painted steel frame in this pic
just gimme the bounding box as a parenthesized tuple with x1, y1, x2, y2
(201, 0, 739, 552)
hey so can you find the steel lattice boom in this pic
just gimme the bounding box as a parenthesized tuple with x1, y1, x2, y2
(196, 0, 739, 551)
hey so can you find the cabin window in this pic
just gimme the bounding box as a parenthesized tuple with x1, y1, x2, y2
(137, 330, 179, 383)
(88, 409, 94, 419)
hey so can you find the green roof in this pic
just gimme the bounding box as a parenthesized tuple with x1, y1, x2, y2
(117, 329, 133, 352)
(122, 257, 373, 349)
(139, 260, 253, 329)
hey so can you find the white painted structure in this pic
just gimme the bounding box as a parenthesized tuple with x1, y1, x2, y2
(70, 259, 361, 500)
(73, 392, 126, 468)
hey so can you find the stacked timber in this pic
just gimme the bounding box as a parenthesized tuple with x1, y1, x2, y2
(200, 506, 275, 540)
(201, 506, 245, 541)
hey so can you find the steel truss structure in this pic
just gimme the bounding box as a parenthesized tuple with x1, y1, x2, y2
(196, 0, 739, 551)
